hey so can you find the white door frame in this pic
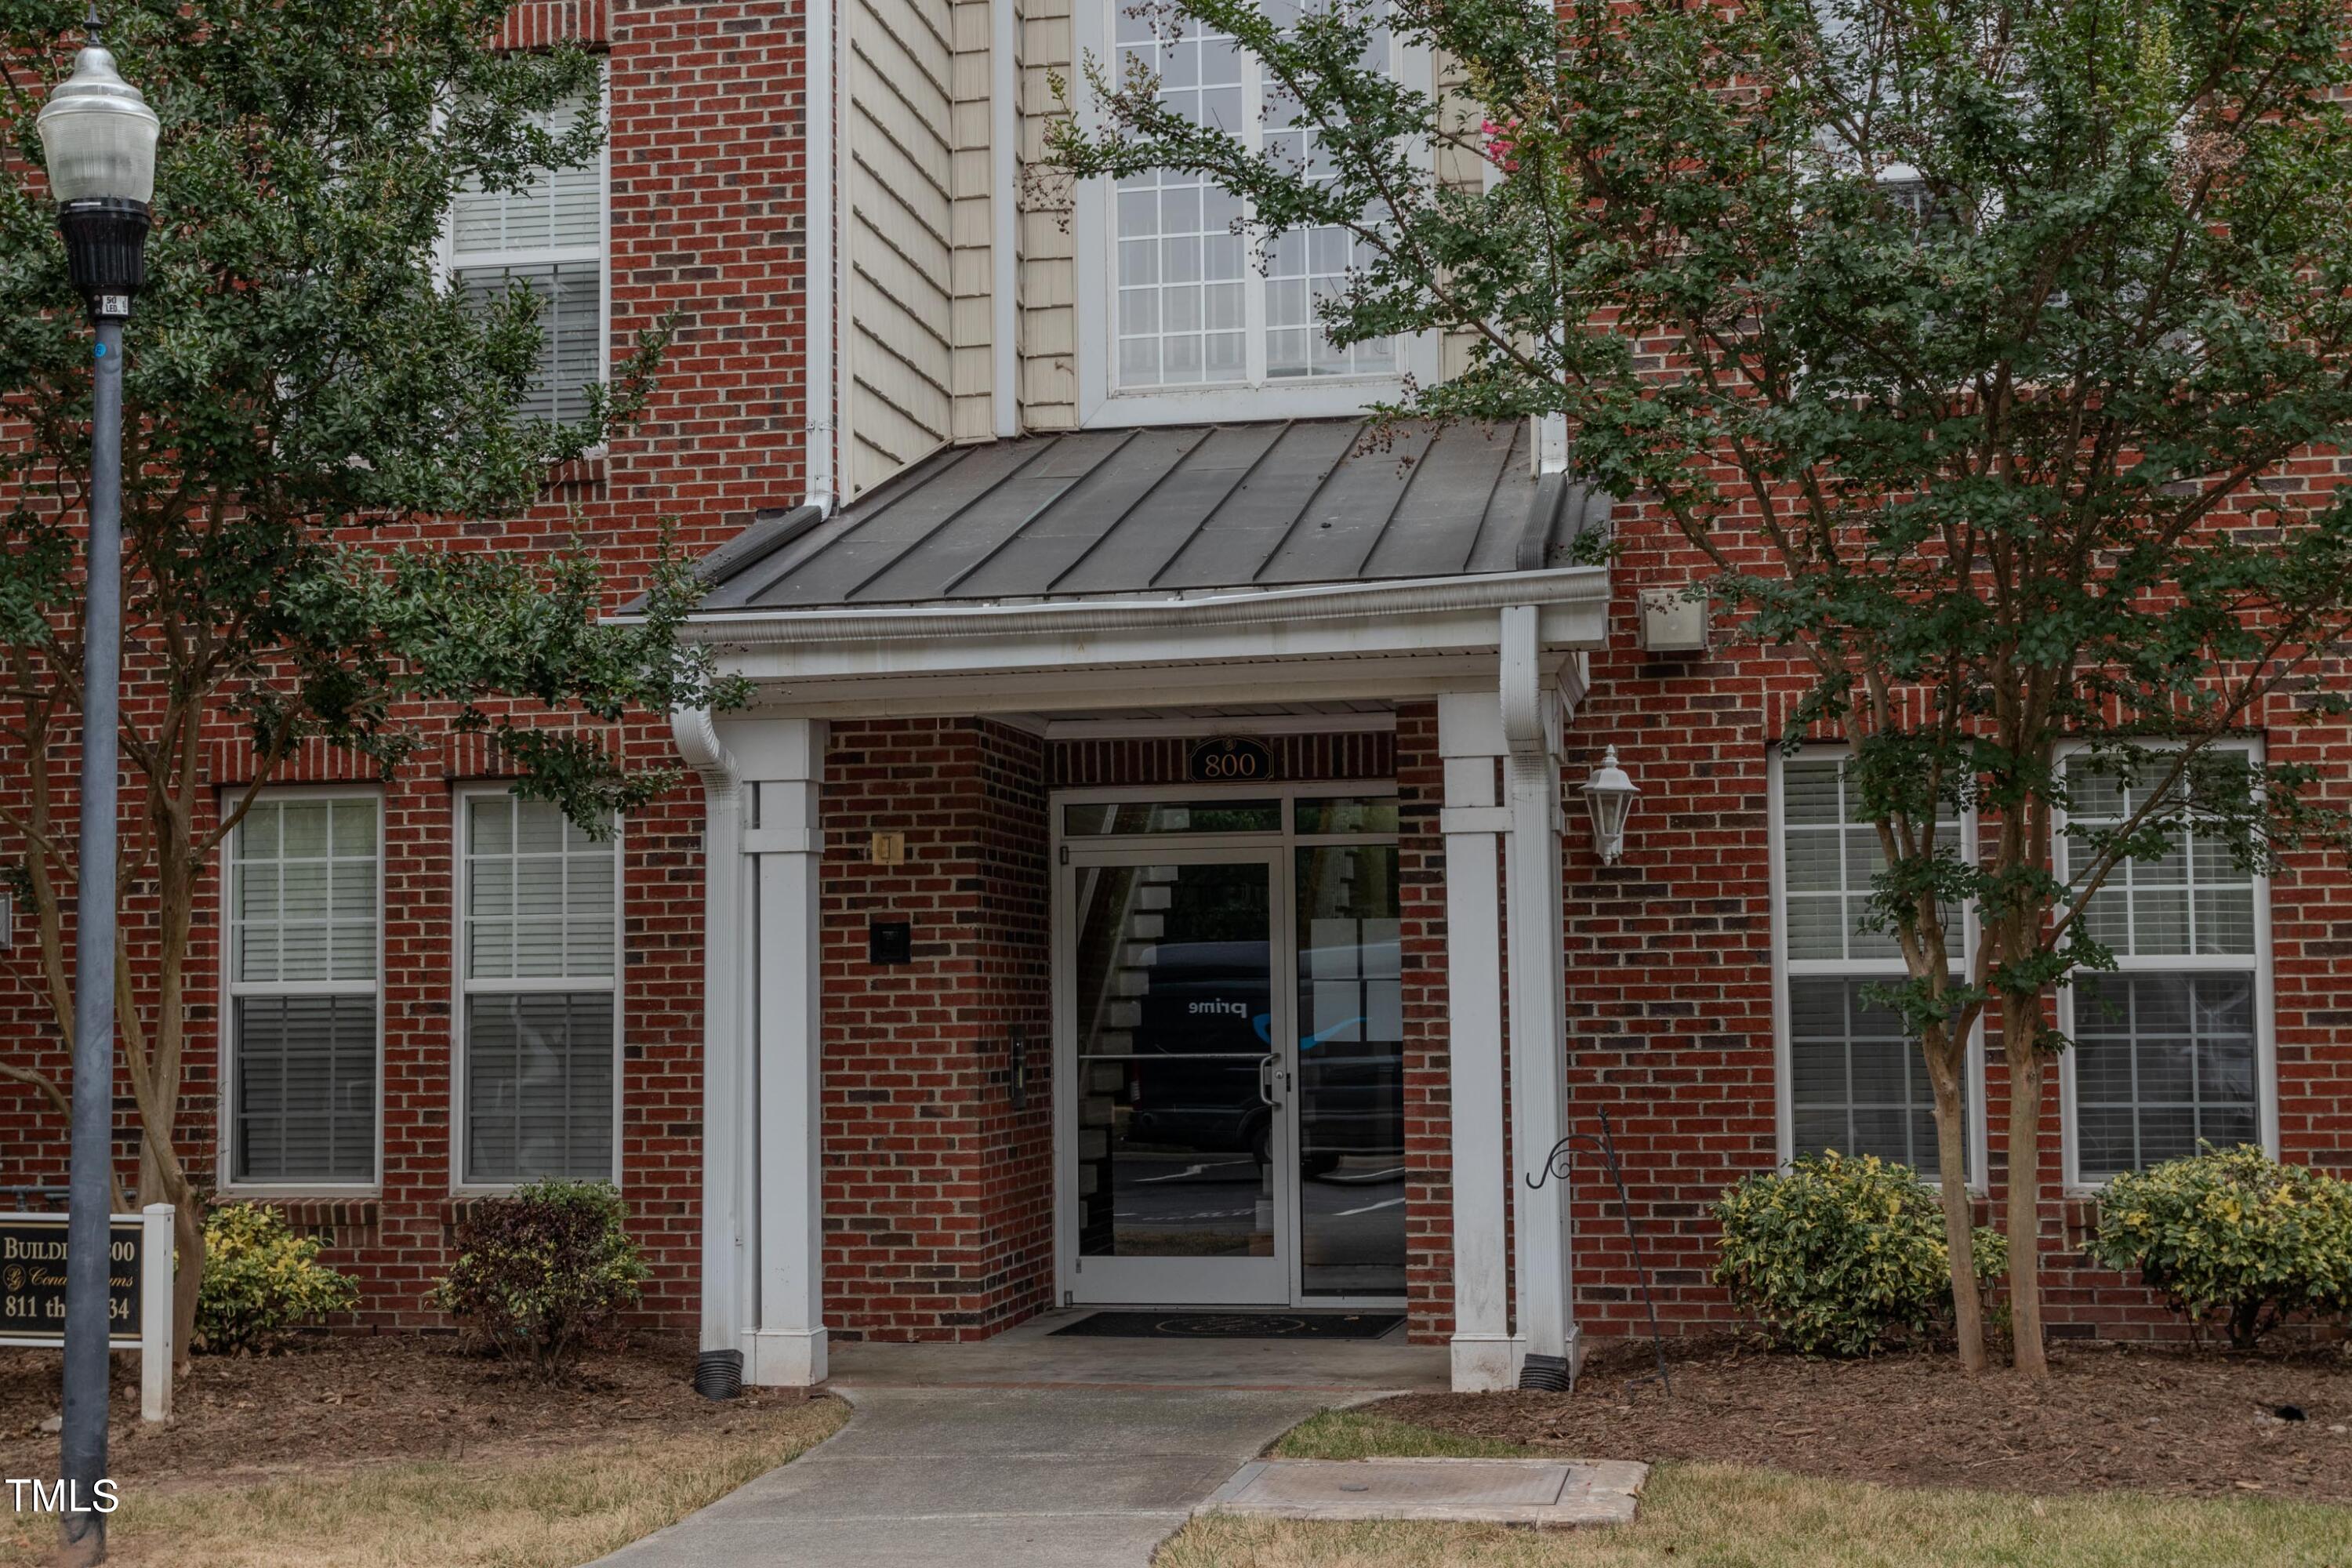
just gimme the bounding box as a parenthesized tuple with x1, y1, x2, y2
(1050, 781, 1406, 1311)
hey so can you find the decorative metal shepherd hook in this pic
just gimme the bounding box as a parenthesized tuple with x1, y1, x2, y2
(1526, 1106, 1672, 1396)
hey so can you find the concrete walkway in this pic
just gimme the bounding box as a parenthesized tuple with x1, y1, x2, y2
(590, 1312, 1446, 1568)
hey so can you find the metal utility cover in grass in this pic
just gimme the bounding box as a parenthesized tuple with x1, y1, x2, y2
(1199, 1457, 1649, 1526)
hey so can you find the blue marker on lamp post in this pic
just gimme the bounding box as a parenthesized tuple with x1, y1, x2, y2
(36, 11, 158, 1563)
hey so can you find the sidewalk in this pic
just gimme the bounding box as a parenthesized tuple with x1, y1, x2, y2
(589, 1313, 1447, 1568)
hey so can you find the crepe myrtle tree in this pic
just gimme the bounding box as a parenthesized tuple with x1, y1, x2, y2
(0, 0, 742, 1365)
(1051, 0, 2352, 1377)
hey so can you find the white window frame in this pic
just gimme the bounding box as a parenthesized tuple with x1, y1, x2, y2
(434, 68, 613, 434)
(217, 787, 387, 1197)
(1070, 2, 1439, 427)
(1766, 746, 1987, 1187)
(2054, 739, 2278, 1191)
(449, 786, 626, 1194)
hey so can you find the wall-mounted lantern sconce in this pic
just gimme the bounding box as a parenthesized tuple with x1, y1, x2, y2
(1581, 746, 1639, 865)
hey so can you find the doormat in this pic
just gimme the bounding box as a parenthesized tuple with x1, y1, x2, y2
(1050, 1311, 1405, 1341)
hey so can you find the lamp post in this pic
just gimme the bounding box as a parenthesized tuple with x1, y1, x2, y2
(37, 13, 158, 1563)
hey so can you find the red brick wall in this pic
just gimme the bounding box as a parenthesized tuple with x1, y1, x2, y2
(818, 718, 1054, 1340)
(1562, 499, 2352, 1345)
(1396, 703, 1454, 1342)
(816, 720, 1415, 1340)
(0, 0, 820, 1334)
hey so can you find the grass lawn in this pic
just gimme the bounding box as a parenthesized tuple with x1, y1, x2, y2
(0, 1395, 844, 1568)
(1157, 1409, 2352, 1568)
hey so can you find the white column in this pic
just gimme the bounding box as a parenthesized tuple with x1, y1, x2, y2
(1499, 606, 1578, 1381)
(741, 718, 829, 1386)
(1437, 693, 1513, 1392)
(673, 710, 753, 1360)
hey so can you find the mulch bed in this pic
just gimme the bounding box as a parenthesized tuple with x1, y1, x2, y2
(0, 1333, 819, 1491)
(1377, 1335, 2352, 1504)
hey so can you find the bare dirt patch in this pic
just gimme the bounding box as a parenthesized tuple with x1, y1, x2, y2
(1375, 1336, 2352, 1504)
(0, 1332, 820, 1490)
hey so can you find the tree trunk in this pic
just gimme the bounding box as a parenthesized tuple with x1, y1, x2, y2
(2003, 1014, 2049, 1380)
(1926, 1041, 1985, 1373)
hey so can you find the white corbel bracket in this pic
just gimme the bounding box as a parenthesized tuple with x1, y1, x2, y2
(1498, 604, 1566, 763)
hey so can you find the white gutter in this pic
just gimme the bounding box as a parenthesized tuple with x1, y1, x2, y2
(802, 1, 837, 513)
(648, 564, 1609, 648)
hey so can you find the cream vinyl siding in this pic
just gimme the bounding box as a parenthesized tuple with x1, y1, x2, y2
(1022, 0, 1080, 430)
(949, 0, 1004, 442)
(845, 0, 958, 496)
(1432, 49, 1486, 383)
(841, 2, 1472, 470)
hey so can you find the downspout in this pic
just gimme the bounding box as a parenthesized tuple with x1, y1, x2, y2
(672, 707, 754, 1373)
(804, 0, 838, 512)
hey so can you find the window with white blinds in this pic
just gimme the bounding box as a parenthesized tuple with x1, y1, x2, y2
(2060, 753, 2267, 1181)
(226, 797, 381, 1186)
(458, 793, 619, 1185)
(448, 88, 604, 423)
(1109, 3, 1396, 392)
(1775, 753, 1969, 1178)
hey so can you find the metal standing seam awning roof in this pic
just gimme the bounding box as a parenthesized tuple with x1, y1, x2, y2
(689, 418, 1610, 612)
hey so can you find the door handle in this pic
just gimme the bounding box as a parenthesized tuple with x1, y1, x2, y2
(1257, 1053, 1279, 1107)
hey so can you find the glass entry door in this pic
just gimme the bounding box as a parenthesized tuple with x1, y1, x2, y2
(1055, 789, 1410, 1308)
(1062, 847, 1290, 1305)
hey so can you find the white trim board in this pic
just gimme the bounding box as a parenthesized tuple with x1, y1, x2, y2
(657, 568, 1606, 719)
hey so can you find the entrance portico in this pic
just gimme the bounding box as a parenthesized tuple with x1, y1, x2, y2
(663, 418, 1611, 1393)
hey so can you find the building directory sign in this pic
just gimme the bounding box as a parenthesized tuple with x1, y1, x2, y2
(0, 1215, 142, 1347)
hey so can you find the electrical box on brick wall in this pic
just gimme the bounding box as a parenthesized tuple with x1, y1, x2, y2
(1637, 586, 1711, 654)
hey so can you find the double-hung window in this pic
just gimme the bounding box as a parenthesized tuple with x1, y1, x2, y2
(2060, 750, 2269, 1182)
(224, 796, 381, 1188)
(1773, 752, 1972, 1178)
(456, 792, 621, 1185)
(447, 84, 607, 423)
(1079, 2, 1430, 422)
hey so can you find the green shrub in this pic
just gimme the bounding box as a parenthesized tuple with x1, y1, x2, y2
(1713, 1151, 2005, 1356)
(430, 1179, 648, 1377)
(2088, 1144, 2352, 1349)
(194, 1203, 361, 1354)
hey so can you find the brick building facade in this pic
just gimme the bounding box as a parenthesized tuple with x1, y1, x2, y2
(4, 0, 2347, 1397)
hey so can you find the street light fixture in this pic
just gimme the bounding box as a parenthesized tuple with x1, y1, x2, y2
(37, 13, 157, 1564)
